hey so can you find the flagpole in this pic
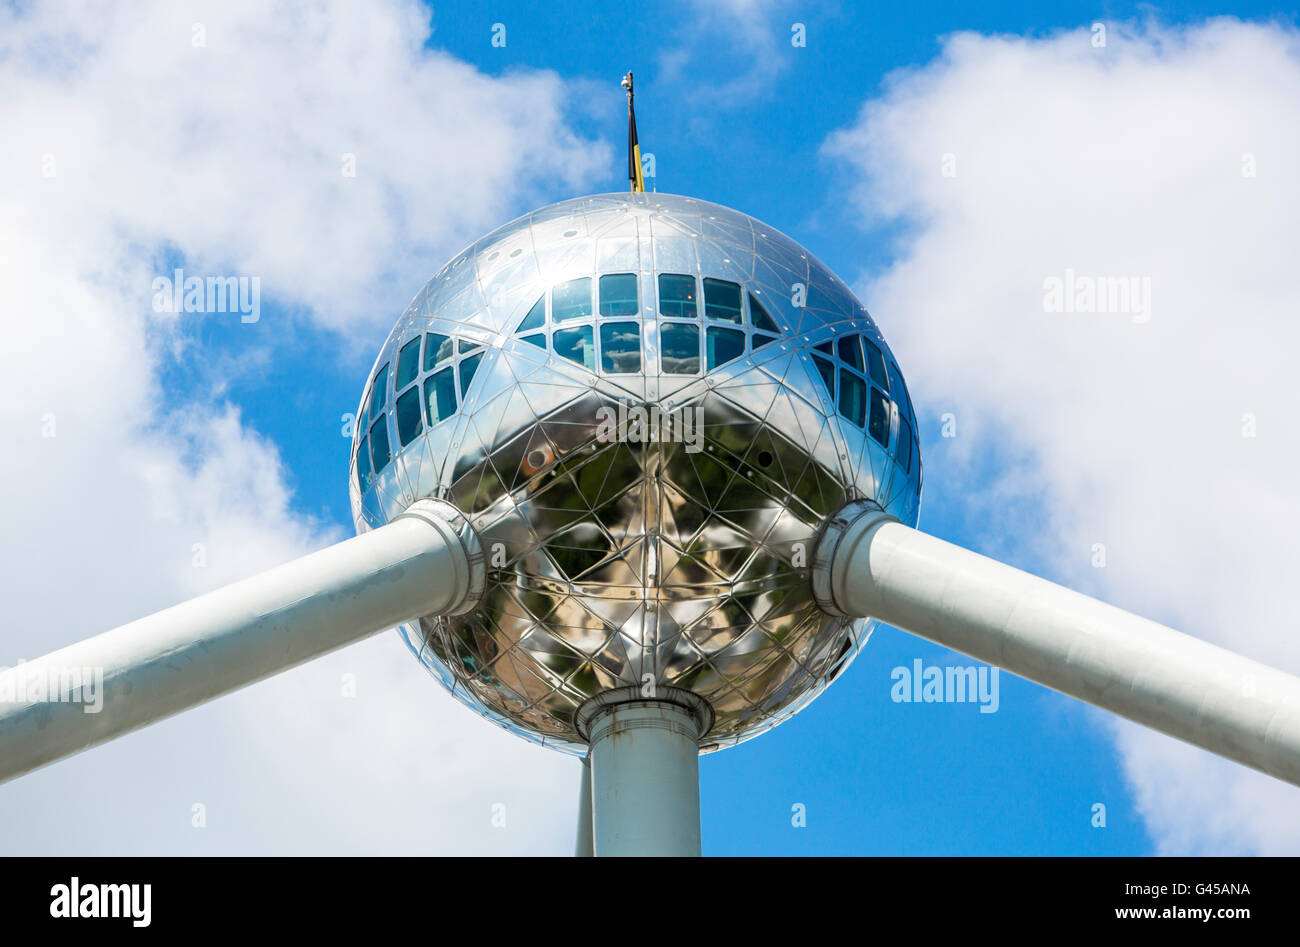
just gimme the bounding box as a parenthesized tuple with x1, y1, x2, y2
(622, 71, 645, 194)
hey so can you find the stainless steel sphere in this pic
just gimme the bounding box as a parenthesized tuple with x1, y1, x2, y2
(349, 192, 922, 754)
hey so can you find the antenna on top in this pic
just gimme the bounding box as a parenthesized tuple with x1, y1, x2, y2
(622, 72, 646, 193)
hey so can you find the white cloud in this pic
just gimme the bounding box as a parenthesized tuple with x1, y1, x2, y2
(661, 0, 796, 104)
(0, 0, 598, 853)
(826, 18, 1300, 854)
(0, 0, 607, 334)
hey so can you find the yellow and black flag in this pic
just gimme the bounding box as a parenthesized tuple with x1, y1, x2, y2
(622, 71, 646, 193)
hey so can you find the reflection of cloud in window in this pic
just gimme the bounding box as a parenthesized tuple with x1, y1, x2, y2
(600, 322, 641, 373)
(660, 322, 700, 374)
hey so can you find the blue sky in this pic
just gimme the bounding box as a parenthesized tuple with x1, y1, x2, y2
(157, 0, 1293, 855)
(6, 0, 1300, 854)
(166, 2, 1179, 855)
(197, 0, 1298, 527)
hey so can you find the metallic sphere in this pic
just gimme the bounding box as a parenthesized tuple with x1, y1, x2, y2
(349, 192, 922, 754)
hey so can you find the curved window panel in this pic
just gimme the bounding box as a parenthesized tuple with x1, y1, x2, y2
(703, 278, 742, 323)
(369, 416, 391, 472)
(553, 277, 593, 322)
(887, 360, 908, 417)
(812, 353, 836, 396)
(424, 334, 453, 371)
(658, 274, 698, 318)
(554, 325, 596, 369)
(815, 340, 834, 356)
(600, 321, 641, 373)
(706, 326, 745, 369)
(396, 337, 422, 391)
(838, 370, 866, 427)
(868, 387, 891, 446)
(425, 367, 457, 427)
(837, 336, 864, 372)
(368, 364, 389, 420)
(660, 322, 700, 374)
(752, 332, 777, 350)
(521, 333, 546, 349)
(749, 294, 780, 333)
(395, 386, 423, 447)
(355, 436, 371, 491)
(897, 417, 913, 475)
(863, 337, 889, 392)
(894, 362, 916, 425)
(599, 274, 639, 317)
(459, 351, 484, 395)
(519, 296, 546, 332)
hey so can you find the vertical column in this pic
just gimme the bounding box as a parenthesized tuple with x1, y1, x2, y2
(575, 756, 594, 857)
(577, 686, 712, 857)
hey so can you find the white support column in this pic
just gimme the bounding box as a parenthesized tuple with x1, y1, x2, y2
(576, 687, 712, 857)
(0, 499, 482, 784)
(575, 756, 594, 857)
(814, 501, 1300, 787)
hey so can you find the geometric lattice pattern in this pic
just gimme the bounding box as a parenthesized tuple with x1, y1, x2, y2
(350, 193, 922, 755)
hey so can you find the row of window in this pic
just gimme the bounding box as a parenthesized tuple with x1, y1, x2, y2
(355, 271, 774, 489)
(515, 272, 783, 326)
(808, 334, 919, 476)
(521, 315, 766, 376)
(356, 331, 486, 491)
(355, 274, 919, 491)
(514, 273, 783, 376)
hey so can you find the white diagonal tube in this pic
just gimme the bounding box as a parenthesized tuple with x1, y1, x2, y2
(0, 500, 481, 784)
(817, 503, 1300, 787)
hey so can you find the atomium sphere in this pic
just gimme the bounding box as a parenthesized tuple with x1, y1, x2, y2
(349, 192, 922, 754)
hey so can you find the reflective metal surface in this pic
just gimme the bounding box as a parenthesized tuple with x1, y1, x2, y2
(350, 192, 922, 754)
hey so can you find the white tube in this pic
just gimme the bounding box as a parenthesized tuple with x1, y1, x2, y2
(575, 756, 594, 858)
(821, 504, 1300, 786)
(578, 687, 711, 857)
(0, 500, 481, 784)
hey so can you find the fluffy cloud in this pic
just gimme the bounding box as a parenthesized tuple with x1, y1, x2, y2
(0, 0, 600, 853)
(662, 0, 796, 104)
(826, 18, 1300, 853)
(1, 0, 606, 333)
